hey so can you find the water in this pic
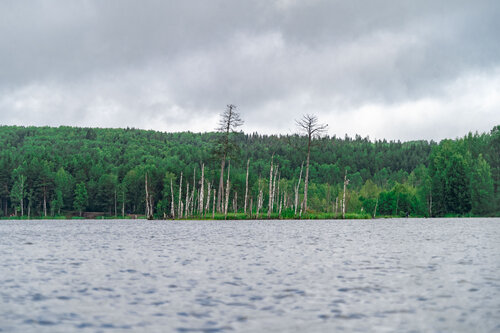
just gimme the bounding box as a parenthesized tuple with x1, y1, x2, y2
(0, 218, 499, 332)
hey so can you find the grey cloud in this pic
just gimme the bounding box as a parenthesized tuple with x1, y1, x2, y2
(0, 0, 499, 140)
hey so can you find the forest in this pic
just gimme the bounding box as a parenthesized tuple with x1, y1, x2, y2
(0, 118, 499, 219)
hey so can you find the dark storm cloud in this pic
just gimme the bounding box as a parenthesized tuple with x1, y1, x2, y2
(0, 0, 499, 140)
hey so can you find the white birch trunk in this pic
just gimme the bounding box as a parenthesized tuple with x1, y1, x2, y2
(271, 166, 278, 214)
(250, 197, 253, 218)
(43, 187, 47, 217)
(170, 178, 175, 219)
(342, 170, 349, 219)
(185, 183, 189, 218)
(224, 161, 231, 219)
(212, 188, 216, 219)
(122, 190, 125, 217)
(267, 156, 274, 218)
(205, 181, 211, 216)
(191, 168, 196, 216)
(294, 162, 304, 215)
(244, 158, 250, 214)
(178, 172, 183, 218)
(199, 164, 204, 216)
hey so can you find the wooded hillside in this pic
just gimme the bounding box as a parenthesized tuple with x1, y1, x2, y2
(1, 125, 498, 218)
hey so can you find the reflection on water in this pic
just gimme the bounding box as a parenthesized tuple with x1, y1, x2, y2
(0, 218, 499, 332)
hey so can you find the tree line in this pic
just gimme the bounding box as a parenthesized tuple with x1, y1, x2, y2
(0, 114, 498, 219)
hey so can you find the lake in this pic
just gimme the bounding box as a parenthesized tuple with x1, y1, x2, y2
(0, 218, 499, 332)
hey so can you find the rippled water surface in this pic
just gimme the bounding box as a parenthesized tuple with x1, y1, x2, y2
(1, 218, 499, 332)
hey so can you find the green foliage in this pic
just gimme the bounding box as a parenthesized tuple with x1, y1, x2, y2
(74, 182, 88, 216)
(471, 154, 495, 215)
(0, 125, 498, 218)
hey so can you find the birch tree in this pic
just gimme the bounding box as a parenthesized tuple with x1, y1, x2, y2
(267, 155, 274, 218)
(342, 170, 350, 219)
(244, 159, 250, 214)
(178, 172, 183, 218)
(224, 160, 231, 219)
(199, 163, 205, 216)
(294, 162, 304, 215)
(170, 178, 175, 219)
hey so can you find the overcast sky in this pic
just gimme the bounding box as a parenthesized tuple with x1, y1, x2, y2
(1, 0, 499, 141)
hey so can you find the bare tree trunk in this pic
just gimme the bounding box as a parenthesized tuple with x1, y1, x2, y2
(342, 170, 349, 219)
(43, 187, 47, 217)
(267, 156, 274, 218)
(233, 191, 237, 213)
(295, 114, 327, 214)
(122, 190, 125, 217)
(250, 197, 253, 219)
(20, 176, 24, 216)
(170, 178, 175, 219)
(271, 166, 278, 214)
(244, 158, 250, 214)
(205, 181, 211, 216)
(145, 173, 149, 218)
(294, 162, 304, 215)
(212, 188, 216, 219)
(279, 190, 283, 218)
(190, 188, 195, 216)
(199, 164, 204, 216)
(274, 169, 280, 214)
(224, 161, 231, 219)
(217, 158, 225, 213)
(145, 173, 154, 219)
(303, 139, 311, 213)
(257, 187, 263, 219)
(114, 189, 117, 217)
(335, 197, 338, 217)
(185, 183, 189, 218)
(149, 195, 154, 219)
(191, 167, 196, 216)
(373, 197, 378, 218)
(178, 172, 183, 218)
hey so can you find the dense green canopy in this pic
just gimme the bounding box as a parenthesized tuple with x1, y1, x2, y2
(0, 125, 498, 218)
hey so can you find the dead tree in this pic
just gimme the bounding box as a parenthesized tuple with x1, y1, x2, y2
(296, 114, 327, 213)
(216, 104, 243, 213)
(267, 155, 274, 218)
(170, 178, 175, 219)
(189, 167, 196, 216)
(244, 158, 250, 214)
(250, 197, 253, 218)
(205, 181, 211, 216)
(271, 166, 279, 213)
(145, 173, 154, 220)
(212, 188, 216, 219)
(233, 191, 238, 213)
(294, 162, 304, 215)
(199, 164, 205, 216)
(342, 170, 350, 219)
(224, 160, 231, 219)
(122, 189, 125, 217)
(185, 183, 190, 218)
(279, 189, 283, 218)
(257, 185, 263, 219)
(334, 197, 338, 217)
(178, 172, 183, 218)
